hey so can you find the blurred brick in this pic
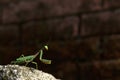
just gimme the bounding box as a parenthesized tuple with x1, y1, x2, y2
(40, 0, 101, 13)
(22, 22, 37, 45)
(2, 0, 102, 23)
(103, 0, 120, 9)
(82, 11, 120, 36)
(51, 62, 78, 80)
(47, 39, 120, 62)
(78, 59, 120, 80)
(0, 25, 18, 45)
(79, 0, 101, 12)
(2, 0, 50, 23)
(36, 17, 79, 40)
(0, 0, 10, 4)
(0, 46, 19, 64)
(50, 59, 120, 80)
(15, 16, 78, 44)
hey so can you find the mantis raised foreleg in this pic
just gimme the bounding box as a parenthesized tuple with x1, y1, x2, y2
(39, 50, 51, 64)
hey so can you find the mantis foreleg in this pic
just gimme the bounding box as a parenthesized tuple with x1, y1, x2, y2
(39, 50, 51, 64)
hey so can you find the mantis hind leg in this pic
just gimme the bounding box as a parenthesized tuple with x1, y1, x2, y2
(31, 62, 38, 69)
(25, 62, 29, 66)
(25, 61, 38, 69)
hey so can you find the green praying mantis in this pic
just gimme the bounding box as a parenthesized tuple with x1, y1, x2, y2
(11, 45, 51, 69)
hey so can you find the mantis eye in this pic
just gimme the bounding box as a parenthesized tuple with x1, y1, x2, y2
(44, 45, 48, 50)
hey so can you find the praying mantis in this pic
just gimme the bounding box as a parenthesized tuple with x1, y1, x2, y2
(11, 45, 51, 69)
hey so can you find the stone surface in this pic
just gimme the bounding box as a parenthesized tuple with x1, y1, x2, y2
(0, 65, 60, 80)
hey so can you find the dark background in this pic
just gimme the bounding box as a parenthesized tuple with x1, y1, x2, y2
(0, 0, 120, 80)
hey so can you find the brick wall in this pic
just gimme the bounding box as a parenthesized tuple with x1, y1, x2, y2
(0, 0, 120, 79)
